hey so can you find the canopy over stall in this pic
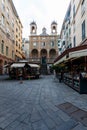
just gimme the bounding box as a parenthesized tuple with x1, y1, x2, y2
(10, 63, 40, 68)
(54, 44, 87, 67)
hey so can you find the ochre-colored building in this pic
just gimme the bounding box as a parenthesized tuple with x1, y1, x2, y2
(0, 0, 23, 74)
(29, 21, 59, 67)
(15, 17, 23, 61)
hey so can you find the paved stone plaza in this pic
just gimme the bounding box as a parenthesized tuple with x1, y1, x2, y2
(0, 75, 87, 130)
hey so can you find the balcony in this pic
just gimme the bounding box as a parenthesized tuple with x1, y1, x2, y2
(28, 58, 55, 64)
(29, 58, 40, 63)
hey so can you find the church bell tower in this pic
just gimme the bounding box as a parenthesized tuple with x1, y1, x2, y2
(51, 21, 57, 35)
(30, 21, 37, 35)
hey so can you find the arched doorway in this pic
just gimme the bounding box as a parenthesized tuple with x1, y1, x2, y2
(49, 49, 56, 58)
(31, 49, 38, 58)
(40, 49, 47, 57)
(40, 49, 47, 64)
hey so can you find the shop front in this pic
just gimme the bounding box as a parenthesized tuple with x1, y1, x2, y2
(54, 44, 87, 94)
(0, 54, 14, 75)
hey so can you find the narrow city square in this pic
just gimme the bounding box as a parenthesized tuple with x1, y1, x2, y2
(0, 0, 87, 129)
(0, 75, 87, 130)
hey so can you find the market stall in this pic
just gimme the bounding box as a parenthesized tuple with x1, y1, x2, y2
(9, 62, 40, 79)
(54, 44, 87, 94)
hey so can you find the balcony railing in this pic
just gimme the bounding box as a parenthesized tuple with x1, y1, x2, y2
(29, 58, 40, 63)
(28, 58, 55, 64)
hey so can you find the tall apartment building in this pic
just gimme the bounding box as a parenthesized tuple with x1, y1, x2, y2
(0, 0, 23, 74)
(71, 0, 87, 46)
(60, 0, 87, 53)
(22, 38, 29, 59)
(29, 21, 59, 67)
(15, 16, 23, 61)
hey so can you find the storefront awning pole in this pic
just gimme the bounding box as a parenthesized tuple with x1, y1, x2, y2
(85, 56, 87, 72)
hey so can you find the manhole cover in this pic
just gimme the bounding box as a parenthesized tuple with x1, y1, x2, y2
(57, 102, 79, 114)
(56, 102, 87, 127)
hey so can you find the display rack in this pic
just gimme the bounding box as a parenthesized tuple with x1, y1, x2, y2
(63, 72, 87, 94)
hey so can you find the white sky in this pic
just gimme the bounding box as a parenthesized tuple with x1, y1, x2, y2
(13, 0, 70, 38)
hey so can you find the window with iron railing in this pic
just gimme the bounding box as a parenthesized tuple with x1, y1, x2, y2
(1, 15, 5, 25)
(81, 0, 85, 16)
(6, 7, 9, 18)
(1, 41, 4, 54)
(73, 36, 76, 47)
(73, 5, 75, 18)
(6, 46, 8, 56)
(69, 28, 71, 35)
(82, 20, 86, 41)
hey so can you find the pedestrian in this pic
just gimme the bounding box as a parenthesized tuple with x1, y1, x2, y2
(19, 69, 23, 84)
(59, 70, 63, 83)
(53, 70, 56, 80)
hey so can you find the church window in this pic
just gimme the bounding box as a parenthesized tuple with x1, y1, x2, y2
(33, 42, 37, 46)
(51, 41, 54, 47)
(42, 42, 45, 46)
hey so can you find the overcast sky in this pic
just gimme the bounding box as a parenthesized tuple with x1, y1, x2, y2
(13, 0, 70, 38)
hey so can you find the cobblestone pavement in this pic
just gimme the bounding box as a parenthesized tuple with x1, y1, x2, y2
(0, 75, 87, 130)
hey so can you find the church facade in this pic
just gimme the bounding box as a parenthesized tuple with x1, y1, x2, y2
(29, 21, 59, 66)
